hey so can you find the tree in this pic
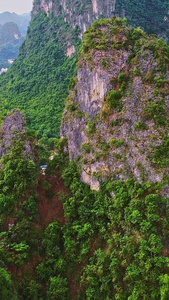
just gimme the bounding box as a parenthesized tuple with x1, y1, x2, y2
(46, 276, 69, 300)
(0, 267, 17, 300)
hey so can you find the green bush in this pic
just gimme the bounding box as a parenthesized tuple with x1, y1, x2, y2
(86, 121, 95, 135)
(134, 121, 147, 131)
(107, 89, 122, 111)
(67, 103, 78, 112)
(108, 138, 124, 147)
(81, 142, 91, 154)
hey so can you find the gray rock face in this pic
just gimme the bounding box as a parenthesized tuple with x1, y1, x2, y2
(0, 110, 32, 158)
(61, 20, 169, 194)
(31, 0, 169, 48)
(32, 0, 116, 36)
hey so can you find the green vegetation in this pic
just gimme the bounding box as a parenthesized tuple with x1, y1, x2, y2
(0, 2, 169, 298)
(81, 142, 91, 154)
(80, 17, 128, 57)
(0, 1, 168, 147)
(1, 148, 169, 299)
(107, 89, 122, 111)
(67, 103, 78, 112)
(116, 0, 169, 41)
(134, 121, 148, 131)
(108, 137, 124, 148)
(0, 12, 80, 146)
(151, 138, 169, 167)
(0, 267, 17, 300)
(143, 98, 167, 126)
(86, 121, 95, 136)
(103, 71, 129, 114)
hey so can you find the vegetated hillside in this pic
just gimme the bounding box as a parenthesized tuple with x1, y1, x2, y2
(0, 0, 168, 145)
(116, 0, 169, 43)
(0, 11, 80, 146)
(1, 20, 169, 300)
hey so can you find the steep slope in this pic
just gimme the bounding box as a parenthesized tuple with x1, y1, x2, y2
(0, 111, 70, 299)
(0, 11, 80, 145)
(0, 0, 168, 145)
(61, 18, 169, 194)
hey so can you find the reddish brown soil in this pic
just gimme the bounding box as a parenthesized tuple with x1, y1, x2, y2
(3, 216, 15, 230)
(8, 255, 42, 278)
(69, 263, 86, 300)
(162, 247, 169, 257)
(69, 276, 80, 300)
(37, 173, 69, 227)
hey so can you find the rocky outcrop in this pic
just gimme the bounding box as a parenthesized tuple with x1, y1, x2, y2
(0, 110, 33, 158)
(61, 18, 169, 193)
(66, 45, 76, 57)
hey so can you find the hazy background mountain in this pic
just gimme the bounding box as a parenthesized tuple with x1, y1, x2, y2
(0, 12, 31, 35)
(0, 12, 30, 71)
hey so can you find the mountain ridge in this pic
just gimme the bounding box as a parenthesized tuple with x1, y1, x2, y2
(61, 17, 169, 194)
(0, 0, 168, 144)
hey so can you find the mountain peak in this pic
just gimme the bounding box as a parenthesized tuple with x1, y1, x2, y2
(61, 18, 169, 193)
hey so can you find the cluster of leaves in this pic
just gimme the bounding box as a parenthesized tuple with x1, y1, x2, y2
(143, 98, 167, 126)
(134, 121, 147, 131)
(104, 71, 129, 116)
(151, 138, 169, 168)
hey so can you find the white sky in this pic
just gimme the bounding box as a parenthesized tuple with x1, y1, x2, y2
(0, 0, 33, 14)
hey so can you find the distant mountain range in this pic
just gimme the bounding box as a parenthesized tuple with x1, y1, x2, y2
(0, 12, 31, 36)
(0, 12, 31, 71)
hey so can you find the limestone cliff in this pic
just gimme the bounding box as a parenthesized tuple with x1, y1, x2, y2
(0, 110, 34, 159)
(61, 18, 169, 193)
(32, 0, 169, 42)
(32, 0, 116, 36)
